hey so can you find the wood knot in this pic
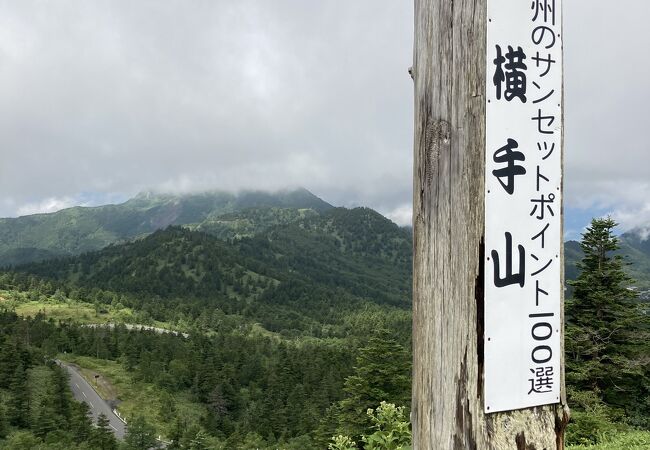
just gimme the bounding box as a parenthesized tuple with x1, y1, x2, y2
(423, 119, 450, 187)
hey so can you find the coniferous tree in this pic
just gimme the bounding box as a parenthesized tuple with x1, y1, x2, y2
(188, 429, 210, 450)
(69, 401, 94, 444)
(335, 331, 411, 440)
(8, 362, 30, 428)
(158, 391, 176, 423)
(32, 401, 57, 439)
(89, 413, 118, 450)
(167, 417, 188, 450)
(567, 217, 650, 426)
(124, 414, 159, 450)
(0, 404, 8, 439)
(50, 365, 71, 423)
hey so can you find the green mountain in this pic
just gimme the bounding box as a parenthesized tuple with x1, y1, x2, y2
(11, 206, 412, 335)
(564, 230, 650, 294)
(237, 207, 412, 307)
(5, 186, 650, 300)
(0, 188, 332, 267)
(619, 231, 650, 292)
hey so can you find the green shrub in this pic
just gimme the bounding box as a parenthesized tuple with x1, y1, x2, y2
(567, 430, 650, 449)
(566, 389, 624, 446)
(329, 435, 357, 450)
(331, 402, 411, 450)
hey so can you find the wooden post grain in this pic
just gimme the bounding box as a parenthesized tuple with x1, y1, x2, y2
(411, 0, 569, 448)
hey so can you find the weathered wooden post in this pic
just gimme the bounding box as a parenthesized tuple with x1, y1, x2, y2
(411, 0, 570, 448)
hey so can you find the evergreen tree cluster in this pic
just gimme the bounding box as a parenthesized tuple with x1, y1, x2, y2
(0, 311, 118, 449)
(0, 310, 411, 448)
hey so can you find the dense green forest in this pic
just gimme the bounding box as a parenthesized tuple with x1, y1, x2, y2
(0, 309, 396, 449)
(0, 195, 648, 449)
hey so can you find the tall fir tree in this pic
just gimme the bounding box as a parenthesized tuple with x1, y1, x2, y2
(124, 414, 159, 450)
(0, 403, 8, 439)
(335, 331, 411, 440)
(69, 401, 94, 444)
(32, 401, 58, 439)
(567, 217, 650, 426)
(50, 365, 71, 423)
(89, 413, 118, 450)
(8, 362, 30, 428)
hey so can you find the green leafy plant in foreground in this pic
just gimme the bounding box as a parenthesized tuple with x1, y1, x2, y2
(331, 402, 411, 450)
(329, 435, 357, 450)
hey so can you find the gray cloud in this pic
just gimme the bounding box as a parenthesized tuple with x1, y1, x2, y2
(0, 1, 648, 231)
(0, 0, 414, 220)
(564, 1, 650, 232)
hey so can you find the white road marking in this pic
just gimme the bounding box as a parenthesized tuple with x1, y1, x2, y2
(75, 383, 80, 388)
(89, 401, 94, 408)
(82, 391, 87, 398)
(109, 424, 117, 431)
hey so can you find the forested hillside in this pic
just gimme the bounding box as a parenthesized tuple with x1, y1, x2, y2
(11, 206, 412, 337)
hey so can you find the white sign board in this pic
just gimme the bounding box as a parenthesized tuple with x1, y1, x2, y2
(484, 0, 562, 413)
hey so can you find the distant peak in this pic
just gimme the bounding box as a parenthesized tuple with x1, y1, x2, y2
(134, 191, 156, 199)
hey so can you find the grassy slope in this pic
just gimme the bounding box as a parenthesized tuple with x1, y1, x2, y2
(0, 289, 176, 330)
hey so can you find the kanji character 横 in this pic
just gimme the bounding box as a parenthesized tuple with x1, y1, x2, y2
(493, 45, 528, 102)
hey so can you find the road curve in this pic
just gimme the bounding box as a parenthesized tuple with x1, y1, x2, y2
(59, 361, 127, 439)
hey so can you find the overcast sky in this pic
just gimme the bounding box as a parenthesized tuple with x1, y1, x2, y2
(0, 1, 648, 240)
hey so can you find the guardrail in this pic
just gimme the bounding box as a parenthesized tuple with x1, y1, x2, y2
(112, 408, 127, 424)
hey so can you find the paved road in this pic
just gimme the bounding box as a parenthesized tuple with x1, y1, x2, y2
(59, 362, 127, 439)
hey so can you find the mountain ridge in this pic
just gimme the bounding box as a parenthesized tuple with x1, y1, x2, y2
(565, 231, 650, 291)
(4, 189, 650, 292)
(0, 188, 332, 267)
